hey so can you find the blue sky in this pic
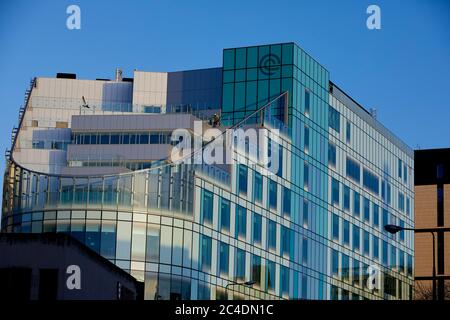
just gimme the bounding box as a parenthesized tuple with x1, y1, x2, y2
(0, 0, 449, 176)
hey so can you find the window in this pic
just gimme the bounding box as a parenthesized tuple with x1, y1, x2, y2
(138, 133, 148, 144)
(343, 219, 350, 246)
(373, 204, 379, 228)
(390, 245, 397, 269)
(329, 106, 340, 133)
(406, 197, 411, 216)
(305, 89, 310, 115)
(101, 220, 117, 260)
(201, 235, 212, 272)
(363, 168, 379, 195)
(238, 165, 248, 195)
(253, 172, 263, 203)
(267, 260, 276, 291)
(235, 249, 246, 281)
(219, 242, 229, 275)
(328, 142, 336, 167)
(304, 126, 310, 153)
(382, 240, 388, 266)
(342, 254, 350, 281)
(399, 220, 405, 242)
(363, 198, 370, 223)
(353, 260, 360, 286)
(220, 198, 230, 232)
(303, 162, 309, 190)
(398, 158, 402, 178)
(236, 205, 247, 238)
(332, 250, 339, 277)
(353, 225, 360, 252)
(398, 192, 405, 212)
(269, 180, 277, 210)
(302, 237, 308, 265)
(281, 266, 289, 296)
(282, 187, 291, 217)
(403, 164, 407, 184)
(253, 213, 262, 245)
(252, 255, 261, 286)
(373, 236, 379, 260)
(302, 199, 309, 228)
(382, 208, 389, 229)
(267, 220, 277, 250)
(346, 158, 361, 183)
(202, 190, 213, 225)
(343, 186, 350, 211)
(346, 121, 351, 143)
(332, 178, 340, 206)
(363, 231, 370, 256)
(281, 226, 291, 257)
(332, 213, 340, 241)
(353, 191, 361, 217)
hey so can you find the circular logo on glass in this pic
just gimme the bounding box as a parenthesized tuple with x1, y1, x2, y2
(259, 54, 281, 76)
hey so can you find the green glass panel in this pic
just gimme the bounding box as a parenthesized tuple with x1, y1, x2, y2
(235, 48, 247, 69)
(282, 65, 293, 78)
(222, 83, 234, 112)
(247, 47, 258, 68)
(223, 70, 234, 83)
(257, 80, 269, 106)
(235, 69, 246, 82)
(269, 78, 280, 98)
(223, 49, 235, 70)
(234, 82, 246, 111)
(247, 68, 257, 81)
(270, 45, 282, 65)
(282, 43, 293, 65)
(246, 81, 257, 111)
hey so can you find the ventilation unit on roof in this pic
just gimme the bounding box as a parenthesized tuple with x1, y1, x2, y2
(56, 73, 76, 79)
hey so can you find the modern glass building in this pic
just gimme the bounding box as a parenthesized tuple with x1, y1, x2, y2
(2, 42, 414, 300)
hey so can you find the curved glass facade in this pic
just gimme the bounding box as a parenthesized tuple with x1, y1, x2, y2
(2, 42, 414, 300)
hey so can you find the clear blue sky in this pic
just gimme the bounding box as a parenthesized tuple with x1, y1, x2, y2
(0, 0, 449, 176)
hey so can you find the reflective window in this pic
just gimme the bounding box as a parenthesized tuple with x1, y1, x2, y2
(252, 213, 262, 245)
(282, 187, 291, 217)
(363, 231, 370, 256)
(235, 248, 246, 281)
(343, 185, 350, 211)
(281, 226, 291, 257)
(328, 142, 336, 167)
(116, 221, 131, 260)
(343, 219, 350, 246)
(100, 220, 116, 260)
(146, 225, 160, 263)
(220, 198, 230, 232)
(201, 235, 212, 272)
(267, 219, 277, 250)
(281, 266, 289, 296)
(202, 190, 213, 225)
(332, 178, 340, 206)
(267, 260, 276, 291)
(346, 157, 361, 183)
(353, 225, 360, 252)
(219, 242, 229, 275)
(252, 255, 261, 286)
(363, 168, 379, 195)
(332, 214, 340, 241)
(253, 171, 263, 203)
(363, 198, 370, 223)
(353, 191, 361, 217)
(269, 179, 277, 210)
(238, 165, 248, 195)
(236, 205, 247, 239)
(328, 106, 340, 133)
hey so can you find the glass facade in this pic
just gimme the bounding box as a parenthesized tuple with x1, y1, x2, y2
(2, 42, 414, 300)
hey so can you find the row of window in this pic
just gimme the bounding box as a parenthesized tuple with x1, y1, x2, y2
(72, 131, 174, 145)
(331, 214, 410, 265)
